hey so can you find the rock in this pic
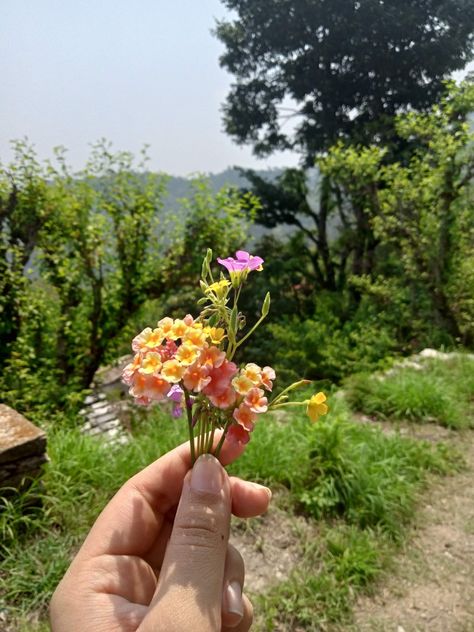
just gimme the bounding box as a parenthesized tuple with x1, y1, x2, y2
(0, 405, 47, 492)
(0, 405, 46, 464)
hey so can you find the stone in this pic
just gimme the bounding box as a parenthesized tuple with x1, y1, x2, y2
(0, 405, 46, 465)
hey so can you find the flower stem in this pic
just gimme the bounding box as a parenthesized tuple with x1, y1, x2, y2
(213, 419, 231, 458)
(184, 389, 196, 464)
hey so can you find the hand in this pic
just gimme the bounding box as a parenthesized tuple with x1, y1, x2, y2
(50, 437, 271, 631)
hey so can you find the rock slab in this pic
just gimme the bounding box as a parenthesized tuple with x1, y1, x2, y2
(0, 404, 47, 490)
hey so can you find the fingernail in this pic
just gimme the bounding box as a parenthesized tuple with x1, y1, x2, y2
(191, 454, 224, 495)
(251, 482, 272, 500)
(225, 580, 244, 618)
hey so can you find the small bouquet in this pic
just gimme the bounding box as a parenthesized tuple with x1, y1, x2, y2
(122, 249, 328, 462)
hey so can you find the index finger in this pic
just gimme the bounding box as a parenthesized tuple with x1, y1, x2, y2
(77, 434, 245, 560)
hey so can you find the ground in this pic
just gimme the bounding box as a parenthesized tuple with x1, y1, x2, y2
(231, 421, 474, 632)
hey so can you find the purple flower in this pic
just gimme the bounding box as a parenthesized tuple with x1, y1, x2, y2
(167, 384, 183, 403)
(171, 404, 183, 418)
(217, 250, 264, 274)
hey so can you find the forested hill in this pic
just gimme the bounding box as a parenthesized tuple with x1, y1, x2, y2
(162, 166, 282, 209)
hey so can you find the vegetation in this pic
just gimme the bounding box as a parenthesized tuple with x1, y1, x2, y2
(1, 3, 474, 629)
(215, 0, 474, 157)
(1, 357, 469, 630)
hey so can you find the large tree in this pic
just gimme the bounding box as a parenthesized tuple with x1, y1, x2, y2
(216, 0, 474, 160)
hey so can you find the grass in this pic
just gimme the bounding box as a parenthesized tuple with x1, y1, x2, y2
(254, 525, 388, 631)
(0, 355, 470, 630)
(344, 353, 474, 429)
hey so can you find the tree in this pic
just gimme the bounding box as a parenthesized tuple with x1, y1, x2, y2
(216, 0, 474, 160)
(0, 141, 49, 364)
(319, 81, 474, 345)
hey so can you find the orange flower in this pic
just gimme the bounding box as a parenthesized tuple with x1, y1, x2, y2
(208, 386, 237, 409)
(233, 404, 257, 431)
(183, 363, 211, 392)
(168, 319, 189, 340)
(122, 353, 142, 385)
(231, 374, 254, 396)
(130, 373, 170, 402)
(242, 363, 262, 385)
(175, 342, 201, 366)
(200, 346, 226, 369)
(132, 327, 164, 352)
(244, 387, 268, 413)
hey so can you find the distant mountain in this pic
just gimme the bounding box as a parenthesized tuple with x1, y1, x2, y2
(162, 167, 293, 243)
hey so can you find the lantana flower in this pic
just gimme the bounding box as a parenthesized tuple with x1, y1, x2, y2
(123, 248, 328, 462)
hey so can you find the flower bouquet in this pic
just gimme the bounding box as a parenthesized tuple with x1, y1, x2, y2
(122, 249, 328, 462)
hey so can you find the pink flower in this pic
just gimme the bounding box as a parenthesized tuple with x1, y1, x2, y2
(233, 404, 257, 431)
(130, 373, 171, 402)
(261, 366, 276, 391)
(217, 250, 264, 274)
(122, 353, 142, 385)
(244, 387, 268, 413)
(208, 386, 237, 409)
(227, 424, 251, 445)
(183, 363, 211, 392)
(204, 359, 238, 397)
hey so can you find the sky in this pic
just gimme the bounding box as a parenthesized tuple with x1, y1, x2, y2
(0, 0, 299, 176)
(0, 1, 472, 177)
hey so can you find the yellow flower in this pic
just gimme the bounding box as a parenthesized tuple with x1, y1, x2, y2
(206, 326, 227, 344)
(307, 392, 328, 422)
(169, 319, 189, 340)
(161, 359, 186, 383)
(138, 352, 162, 375)
(206, 279, 231, 299)
(175, 341, 201, 366)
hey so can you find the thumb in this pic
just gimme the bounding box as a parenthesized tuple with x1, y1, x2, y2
(141, 454, 231, 632)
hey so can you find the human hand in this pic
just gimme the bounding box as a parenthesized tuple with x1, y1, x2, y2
(50, 437, 271, 631)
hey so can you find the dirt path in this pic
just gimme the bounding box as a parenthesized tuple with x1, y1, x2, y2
(349, 426, 474, 632)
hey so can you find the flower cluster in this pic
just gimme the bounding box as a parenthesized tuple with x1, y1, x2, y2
(123, 315, 276, 445)
(123, 249, 328, 461)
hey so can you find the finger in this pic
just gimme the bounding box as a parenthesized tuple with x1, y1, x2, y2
(144, 477, 271, 571)
(140, 454, 231, 631)
(221, 543, 244, 628)
(222, 594, 253, 632)
(78, 432, 245, 560)
(230, 477, 271, 518)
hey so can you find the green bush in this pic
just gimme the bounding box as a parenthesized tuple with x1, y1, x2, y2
(345, 355, 474, 429)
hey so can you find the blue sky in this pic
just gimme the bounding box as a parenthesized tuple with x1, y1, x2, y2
(0, 0, 299, 175)
(0, 1, 472, 176)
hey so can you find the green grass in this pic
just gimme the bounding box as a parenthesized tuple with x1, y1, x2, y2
(344, 354, 474, 429)
(254, 525, 388, 631)
(0, 359, 468, 630)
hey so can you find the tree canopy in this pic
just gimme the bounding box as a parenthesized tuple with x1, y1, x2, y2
(216, 0, 474, 159)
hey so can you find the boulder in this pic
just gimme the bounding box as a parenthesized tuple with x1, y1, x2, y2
(0, 405, 47, 491)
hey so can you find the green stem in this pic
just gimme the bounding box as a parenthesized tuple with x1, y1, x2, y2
(213, 419, 231, 458)
(184, 389, 196, 464)
(235, 313, 267, 349)
(270, 401, 307, 410)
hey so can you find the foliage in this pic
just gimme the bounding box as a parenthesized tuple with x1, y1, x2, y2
(164, 178, 259, 314)
(0, 144, 256, 422)
(319, 81, 474, 346)
(345, 354, 474, 429)
(266, 300, 398, 384)
(1, 380, 458, 628)
(215, 0, 474, 158)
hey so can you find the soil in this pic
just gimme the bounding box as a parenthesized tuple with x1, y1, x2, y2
(231, 419, 474, 632)
(231, 489, 318, 594)
(348, 422, 474, 632)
